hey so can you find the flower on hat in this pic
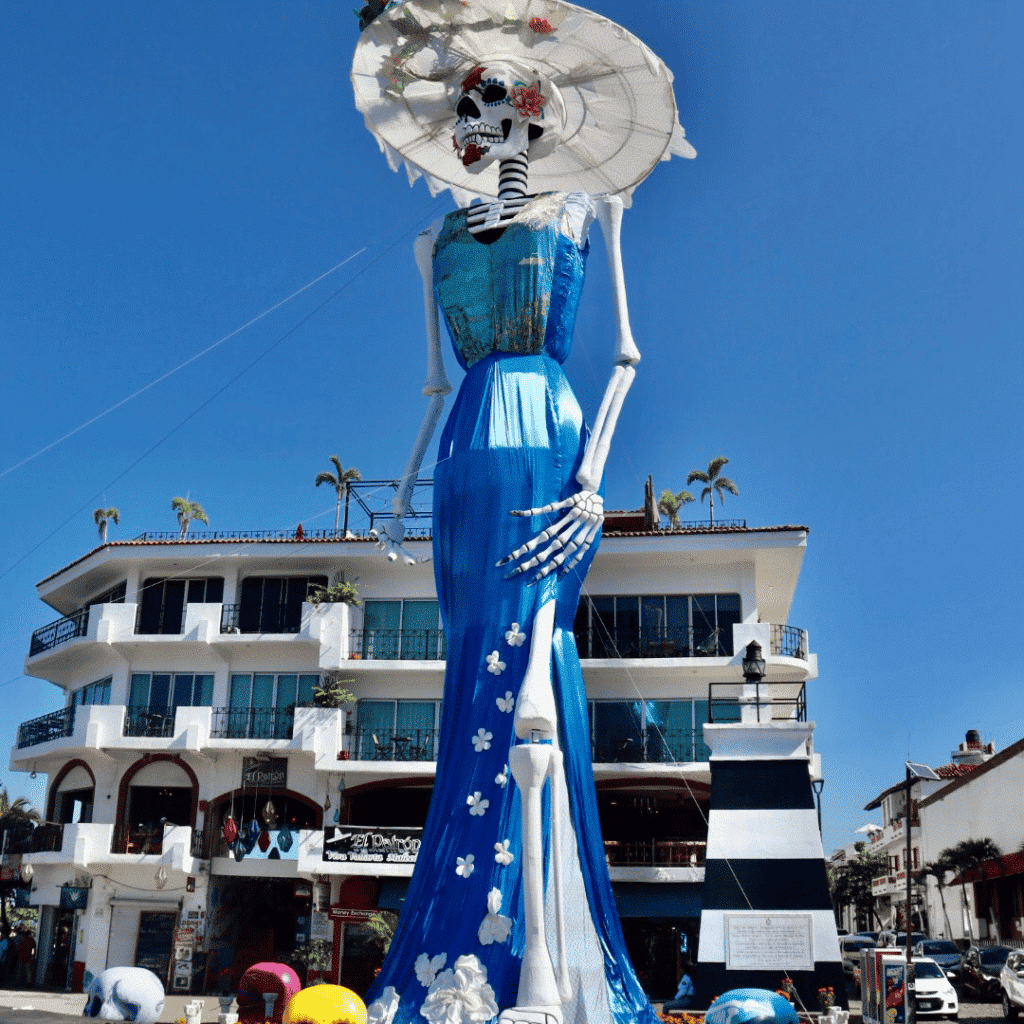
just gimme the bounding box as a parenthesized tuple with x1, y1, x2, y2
(529, 17, 554, 34)
(511, 83, 546, 119)
(462, 143, 483, 166)
(462, 65, 486, 92)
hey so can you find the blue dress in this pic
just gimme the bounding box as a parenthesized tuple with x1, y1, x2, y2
(366, 194, 655, 1024)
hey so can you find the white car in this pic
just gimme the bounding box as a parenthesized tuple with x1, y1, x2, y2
(1001, 950, 1024, 1019)
(913, 956, 959, 1020)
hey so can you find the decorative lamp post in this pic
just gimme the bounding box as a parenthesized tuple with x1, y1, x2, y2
(742, 640, 766, 722)
(905, 761, 940, 1019)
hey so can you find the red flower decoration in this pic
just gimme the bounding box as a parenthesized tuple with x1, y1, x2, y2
(462, 143, 483, 166)
(529, 17, 554, 34)
(511, 83, 547, 119)
(461, 65, 486, 92)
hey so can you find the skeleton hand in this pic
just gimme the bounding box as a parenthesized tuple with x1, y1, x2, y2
(375, 517, 424, 565)
(497, 490, 604, 582)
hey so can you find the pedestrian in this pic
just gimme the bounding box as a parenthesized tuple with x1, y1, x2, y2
(15, 926, 36, 987)
(663, 963, 695, 1011)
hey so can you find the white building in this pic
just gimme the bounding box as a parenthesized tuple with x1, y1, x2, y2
(6, 500, 816, 1001)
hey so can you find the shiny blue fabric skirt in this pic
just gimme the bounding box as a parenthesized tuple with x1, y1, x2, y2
(367, 353, 655, 1024)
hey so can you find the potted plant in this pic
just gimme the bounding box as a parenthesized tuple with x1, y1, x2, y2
(308, 581, 361, 608)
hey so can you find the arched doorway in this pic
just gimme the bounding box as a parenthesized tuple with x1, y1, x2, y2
(114, 755, 198, 854)
(48, 761, 96, 825)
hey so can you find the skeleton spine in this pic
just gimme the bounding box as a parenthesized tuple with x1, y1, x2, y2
(498, 153, 529, 199)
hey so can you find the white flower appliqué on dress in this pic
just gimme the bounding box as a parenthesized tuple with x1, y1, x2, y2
(416, 952, 447, 988)
(505, 623, 526, 647)
(495, 691, 514, 713)
(367, 985, 399, 1024)
(477, 887, 513, 946)
(420, 954, 499, 1024)
(471, 728, 493, 752)
(486, 650, 505, 675)
(494, 839, 514, 866)
(456, 853, 475, 878)
(495, 764, 508, 787)
(466, 791, 489, 817)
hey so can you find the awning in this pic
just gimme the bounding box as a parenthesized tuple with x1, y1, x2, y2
(611, 883, 702, 919)
(950, 850, 1024, 885)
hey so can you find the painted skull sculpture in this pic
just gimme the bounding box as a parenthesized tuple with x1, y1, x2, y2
(452, 61, 554, 170)
(83, 966, 165, 1024)
(237, 961, 302, 1024)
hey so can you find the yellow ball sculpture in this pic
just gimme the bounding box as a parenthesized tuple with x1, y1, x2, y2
(282, 985, 368, 1024)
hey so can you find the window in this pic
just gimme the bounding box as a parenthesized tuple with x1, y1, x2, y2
(224, 672, 318, 739)
(71, 676, 112, 707)
(89, 582, 126, 607)
(126, 673, 214, 736)
(362, 600, 445, 660)
(574, 593, 741, 658)
(237, 576, 325, 634)
(137, 577, 224, 635)
(589, 698, 739, 763)
(356, 700, 441, 760)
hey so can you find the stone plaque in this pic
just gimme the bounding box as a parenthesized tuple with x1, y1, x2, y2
(725, 913, 814, 971)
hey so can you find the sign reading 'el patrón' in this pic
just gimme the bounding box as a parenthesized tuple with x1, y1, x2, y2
(323, 826, 422, 863)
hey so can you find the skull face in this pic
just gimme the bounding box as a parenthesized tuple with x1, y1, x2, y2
(452, 62, 534, 171)
(83, 966, 165, 1024)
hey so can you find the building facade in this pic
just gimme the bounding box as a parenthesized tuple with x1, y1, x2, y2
(6, 509, 817, 1000)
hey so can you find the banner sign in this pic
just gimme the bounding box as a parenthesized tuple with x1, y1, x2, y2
(323, 826, 422, 864)
(241, 757, 287, 788)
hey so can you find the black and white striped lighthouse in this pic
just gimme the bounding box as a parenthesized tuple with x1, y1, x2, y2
(696, 675, 846, 1009)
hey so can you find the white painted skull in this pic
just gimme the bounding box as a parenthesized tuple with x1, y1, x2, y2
(452, 61, 554, 172)
(83, 966, 165, 1024)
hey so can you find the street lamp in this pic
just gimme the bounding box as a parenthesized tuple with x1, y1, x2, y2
(742, 641, 766, 722)
(905, 762, 941, 997)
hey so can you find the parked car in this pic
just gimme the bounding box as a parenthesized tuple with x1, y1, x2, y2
(879, 931, 927, 948)
(913, 957, 960, 1020)
(854, 930, 880, 943)
(914, 939, 964, 980)
(1000, 950, 1024, 1019)
(960, 946, 1015, 1001)
(841, 935, 878, 963)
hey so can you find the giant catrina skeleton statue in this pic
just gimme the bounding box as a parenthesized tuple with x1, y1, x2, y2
(351, 4, 694, 1024)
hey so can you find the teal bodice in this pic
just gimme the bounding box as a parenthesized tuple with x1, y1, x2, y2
(433, 192, 591, 371)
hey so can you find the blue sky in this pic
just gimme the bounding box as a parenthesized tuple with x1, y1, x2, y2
(1, 0, 1020, 858)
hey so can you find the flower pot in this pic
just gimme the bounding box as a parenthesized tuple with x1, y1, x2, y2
(338, 751, 350, 760)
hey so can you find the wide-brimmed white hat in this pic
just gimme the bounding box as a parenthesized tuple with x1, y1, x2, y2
(352, 0, 695, 206)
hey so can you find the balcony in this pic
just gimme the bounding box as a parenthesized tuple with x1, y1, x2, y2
(592, 729, 712, 764)
(123, 708, 176, 738)
(576, 625, 733, 660)
(29, 609, 89, 656)
(352, 727, 439, 761)
(17, 706, 76, 748)
(348, 629, 446, 661)
(210, 706, 296, 741)
(604, 839, 706, 868)
(770, 624, 809, 660)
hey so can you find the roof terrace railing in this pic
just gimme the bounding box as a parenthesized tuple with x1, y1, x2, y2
(29, 609, 89, 656)
(17, 706, 76, 749)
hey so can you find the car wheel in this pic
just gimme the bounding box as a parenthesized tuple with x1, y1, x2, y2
(1004, 991, 1019, 1020)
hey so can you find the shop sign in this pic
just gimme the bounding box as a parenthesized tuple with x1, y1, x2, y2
(311, 911, 330, 940)
(328, 907, 379, 923)
(323, 826, 422, 864)
(242, 756, 287, 788)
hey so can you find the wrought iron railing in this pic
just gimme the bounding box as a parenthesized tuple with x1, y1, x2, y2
(770, 623, 809, 660)
(191, 829, 206, 859)
(123, 707, 176, 738)
(575, 625, 733, 659)
(707, 682, 807, 722)
(210, 706, 296, 740)
(603, 839, 706, 867)
(349, 629, 446, 661)
(591, 728, 714, 764)
(353, 727, 440, 762)
(131, 526, 432, 542)
(30, 822, 65, 853)
(17, 706, 76, 748)
(220, 604, 304, 634)
(658, 519, 747, 531)
(29, 609, 89, 656)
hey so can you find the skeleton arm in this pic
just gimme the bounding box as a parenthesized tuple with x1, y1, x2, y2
(378, 223, 451, 564)
(500, 195, 637, 580)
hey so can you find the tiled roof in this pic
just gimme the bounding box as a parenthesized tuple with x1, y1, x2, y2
(933, 763, 979, 779)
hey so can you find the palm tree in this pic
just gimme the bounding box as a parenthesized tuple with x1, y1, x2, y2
(942, 837, 1001, 941)
(171, 497, 209, 539)
(93, 507, 120, 543)
(657, 489, 695, 529)
(315, 456, 362, 537)
(0, 788, 41, 934)
(916, 855, 955, 938)
(687, 456, 739, 526)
